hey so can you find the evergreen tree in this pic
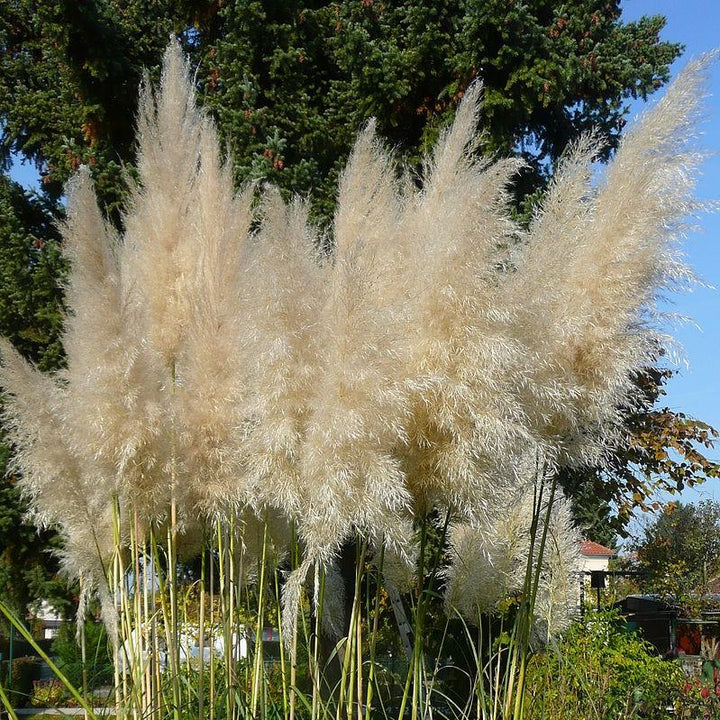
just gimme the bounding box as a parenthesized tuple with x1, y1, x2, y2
(0, 176, 64, 369)
(1, 1, 685, 221)
(195, 0, 685, 221)
(0, 175, 69, 619)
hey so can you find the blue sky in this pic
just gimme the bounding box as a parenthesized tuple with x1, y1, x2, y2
(8, 2, 720, 515)
(621, 0, 720, 511)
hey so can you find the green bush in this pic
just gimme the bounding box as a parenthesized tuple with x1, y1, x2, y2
(2, 655, 41, 708)
(525, 610, 682, 720)
(51, 621, 113, 690)
(29, 679, 65, 708)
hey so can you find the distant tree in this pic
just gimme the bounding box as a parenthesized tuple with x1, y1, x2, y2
(632, 501, 720, 598)
(559, 368, 719, 546)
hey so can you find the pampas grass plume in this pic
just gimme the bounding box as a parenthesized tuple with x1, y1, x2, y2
(0, 41, 713, 651)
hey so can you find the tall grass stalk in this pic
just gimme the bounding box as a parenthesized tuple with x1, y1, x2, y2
(311, 564, 324, 720)
(79, 580, 89, 720)
(209, 534, 216, 720)
(199, 547, 206, 720)
(251, 521, 269, 719)
(503, 474, 545, 720)
(336, 540, 367, 720)
(275, 563, 289, 719)
(363, 545, 384, 720)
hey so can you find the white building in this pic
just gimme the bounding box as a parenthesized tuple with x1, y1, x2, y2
(27, 599, 63, 639)
(579, 540, 616, 573)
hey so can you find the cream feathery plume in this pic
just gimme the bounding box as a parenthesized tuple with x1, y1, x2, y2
(121, 40, 204, 369)
(333, 120, 402, 266)
(280, 125, 415, 642)
(507, 55, 714, 467)
(443, 483, 531, 619)
(240, 189, 325, 520)
(281, 556, 313, 660)
(443, 481, 581, 642)
(319, 561, 347, 638)
(0, 339, 83, 528)
(119, 39, 249, 525)
(111, 39, 209, 525)
(531, 496, 582, 644)
(396, 84, 529, 518)
(60, 168, 165, 524)
(174, 115, 254, 516)
(299, 120, 414, 566)
(0, 340, 114, 587)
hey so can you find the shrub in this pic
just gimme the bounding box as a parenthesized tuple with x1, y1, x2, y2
(525, 610, 682, 720)
(30, 679, 66, 708)
(676, 659, 720, 719)
(3, 655, 41, 708)
(51, 621, 113, 690)
(0, 39, 712, 720)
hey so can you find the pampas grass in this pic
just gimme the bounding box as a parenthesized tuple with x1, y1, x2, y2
(444, 484, 582, 643)
(0, 38, 714, 720)
(506, 57, 710, 469)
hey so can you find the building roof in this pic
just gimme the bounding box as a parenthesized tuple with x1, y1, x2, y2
(580, 540, 616, 558)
